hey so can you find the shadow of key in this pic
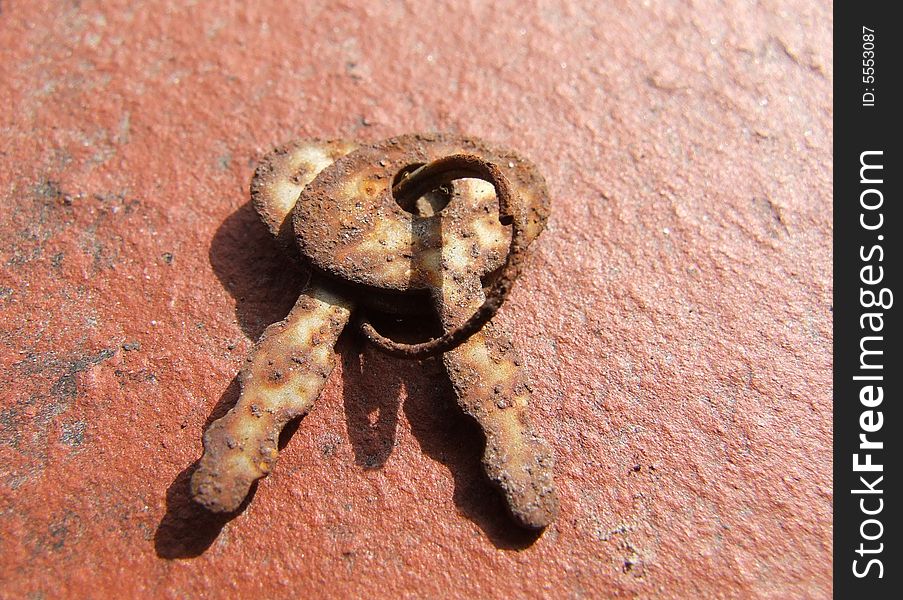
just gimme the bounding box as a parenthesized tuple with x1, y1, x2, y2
(208, 201, 307, 341)
(154, 377, 256, 558)
(341, 336, 402, 470)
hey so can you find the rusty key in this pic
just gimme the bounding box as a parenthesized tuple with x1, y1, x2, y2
(191, 133, 558, 529)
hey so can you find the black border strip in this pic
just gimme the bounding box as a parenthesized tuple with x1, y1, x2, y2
(834, 3, 900, 596)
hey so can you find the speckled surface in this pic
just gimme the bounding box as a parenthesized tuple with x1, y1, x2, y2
(0, 1, 832, 597)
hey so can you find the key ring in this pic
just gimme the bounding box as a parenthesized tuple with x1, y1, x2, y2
(357, 153, 528, 358)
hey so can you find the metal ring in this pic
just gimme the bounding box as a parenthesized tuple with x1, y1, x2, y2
(357, 153, 528, 358)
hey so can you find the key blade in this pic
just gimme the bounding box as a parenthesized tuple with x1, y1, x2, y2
(191, 283, 353, 512)
(434, 275, 559, 529)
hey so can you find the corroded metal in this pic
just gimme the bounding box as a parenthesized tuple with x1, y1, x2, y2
(358, 151, 557, 527)
(293, 132, 549, 293)
(193, 133, 558, 530)
(357, 153, 529, 358)
(250, 138, 358, 252)
(249, 136, 432, 316)
(191, 285, 352, 512)
(436, 269, 558, 529)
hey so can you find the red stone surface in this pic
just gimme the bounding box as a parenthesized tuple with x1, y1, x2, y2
(0, 1, 832, 597)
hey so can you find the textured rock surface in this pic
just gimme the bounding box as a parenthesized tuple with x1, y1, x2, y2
(0, 1, 832, 597)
